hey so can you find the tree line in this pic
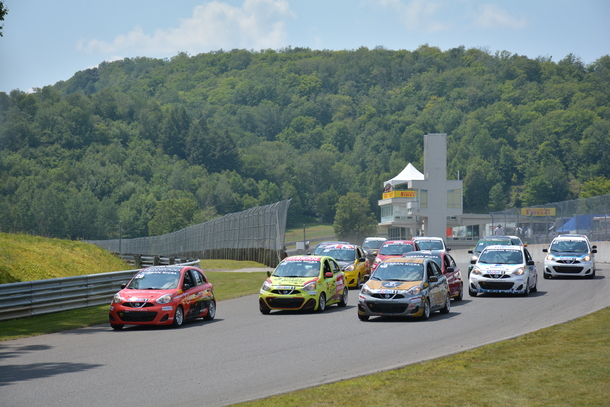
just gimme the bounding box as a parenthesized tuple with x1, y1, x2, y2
(1, 45, 609, 240)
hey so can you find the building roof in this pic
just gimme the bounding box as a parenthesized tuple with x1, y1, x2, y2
(384, 163, 424, 189)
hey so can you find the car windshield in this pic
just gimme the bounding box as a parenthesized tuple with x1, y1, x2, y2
(273, 260, 321, 278)
(363, 240, 385, 250)
(416, 240, 444, 250)
(379, 243, 415, 255)
(127, 270, 180, 290)
(550, 240, 588, 253)
(322, 248, 355, 262)
(405, 254, 442, 268)
(478, 249, 523, 265)
(371, 262, 424, 282)
(474, 240, 510, 255)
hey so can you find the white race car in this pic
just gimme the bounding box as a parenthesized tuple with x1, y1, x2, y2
(469, 245, 538, 297)
(542, 234, 597, 279)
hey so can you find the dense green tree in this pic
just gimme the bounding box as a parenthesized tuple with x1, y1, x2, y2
(333, 192, 378, 242)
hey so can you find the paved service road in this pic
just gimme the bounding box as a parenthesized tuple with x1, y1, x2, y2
(1, 264, 609, 407)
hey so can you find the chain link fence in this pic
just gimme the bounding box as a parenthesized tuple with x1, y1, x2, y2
(87, 199, 291, 267)
(490, 194, 610, 244)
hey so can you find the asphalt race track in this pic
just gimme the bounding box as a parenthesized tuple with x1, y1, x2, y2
(1, 263, 609, 407)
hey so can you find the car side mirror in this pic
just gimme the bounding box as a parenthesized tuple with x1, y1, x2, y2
(446, 267, 454, 273)
(470, 259, 476, 264)
(428, 275, 438, 282)
(183, 283, 192, 290)
(267, 271, 271, 277)
(358, 257, 366, 262)
(542, 248, 548, 253)
(120, 283, 127, 289)
(363, 274, 370, 282)
(324, 272, 333, 278)
(446, 247, 451, 251)
(468, 249, 473, 254)
(592, 249, 597, 254)
(526, 260, 535, 266)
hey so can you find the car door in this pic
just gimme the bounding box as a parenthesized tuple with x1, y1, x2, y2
(182, 269, 206, 319)
(329, 259, 344, 301)
(524, 248, 536, 287)
(426, 261, 443, 307)
(443, 254, 459, 296)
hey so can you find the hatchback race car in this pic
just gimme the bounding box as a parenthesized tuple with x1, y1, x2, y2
(259, 255, 348, 314)
(469, 245, 538, 297)
(403, 250, 463, 301)
(371, 239, 420, 273)
(358, 257, 451, 321)
(109, 266, 216, 330)
(320, 244, 371, 288)
(413, 236, 450, 252)
(467, 236, 515, 277)
(542, 234, 597, 279)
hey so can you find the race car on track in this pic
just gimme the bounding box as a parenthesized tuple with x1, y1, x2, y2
(320, 243, 371, 288)
(542, 234, 597, 279)
(371, 239, 420, 273)
(109, 265, 216, 330)
(469, 245, 538, 297)
(358, 256, 451, 321)
(403, 250, 463, 301)
(259, 255, 348, 314)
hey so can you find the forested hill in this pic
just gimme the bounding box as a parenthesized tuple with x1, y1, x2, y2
(1, 45, 609, 241)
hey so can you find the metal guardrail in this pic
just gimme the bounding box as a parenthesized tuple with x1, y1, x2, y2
(0, 259, 200, 321)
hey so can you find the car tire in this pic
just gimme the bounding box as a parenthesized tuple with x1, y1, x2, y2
(316, 292, 326, 313)
(356, 275, 361, 289)
(440, 292, 450, 314)
(173, 306, 184, 327)
(110, 324, 123, 330)
(454, 283, 463, 301)
(203, 300, 216, 321)
(586, 270, 595, 279)
(358, 314, 369, 321)
(543, 272, 551, 279)
(420, 297, 431, 320)
(531, 276, 538, 293)
(260, 308, 271, 315)
(338, 287, 348, 307)
(468, 286, 477, 297)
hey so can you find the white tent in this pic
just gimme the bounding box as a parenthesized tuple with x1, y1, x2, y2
(384, 163, 424, 190)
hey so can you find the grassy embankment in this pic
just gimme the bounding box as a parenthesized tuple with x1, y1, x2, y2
(1, 232, 608, 406)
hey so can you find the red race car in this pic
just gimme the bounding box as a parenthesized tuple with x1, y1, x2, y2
(109, 265, 215, 330)
(402, 250, 463, 301)
(371, 240, 420, 273)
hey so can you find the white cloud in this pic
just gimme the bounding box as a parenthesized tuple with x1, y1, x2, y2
(378, 0, 449, 33)
(77, 0, 295, 55)
(474, 4, 526, 29)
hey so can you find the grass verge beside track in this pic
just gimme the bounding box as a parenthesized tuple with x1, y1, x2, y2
(231, 307, 610, 407)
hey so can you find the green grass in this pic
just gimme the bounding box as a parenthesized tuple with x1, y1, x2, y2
(231, 307, 610, 407)
(284, 224, 336, 248)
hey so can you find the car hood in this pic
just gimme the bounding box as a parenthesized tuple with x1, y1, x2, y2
(335, 260, 352, 269)
(118, 289, 177, 302)
(476, 263, 524, 273)
(268, 276, 317, 286)
(550, 251, 590, 258)
(366, 280, 421, 290)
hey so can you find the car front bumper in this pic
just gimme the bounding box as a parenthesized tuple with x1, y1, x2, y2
(357, 292, 425, 318)
(543, 259, 595, 277)
(469, 274, 530, 294)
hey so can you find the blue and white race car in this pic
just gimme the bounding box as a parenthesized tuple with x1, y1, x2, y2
(469, 245, 538, 297)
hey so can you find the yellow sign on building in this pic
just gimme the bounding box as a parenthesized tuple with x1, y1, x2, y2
(382, 190, 417, 200)
(521, 208, 556, 216)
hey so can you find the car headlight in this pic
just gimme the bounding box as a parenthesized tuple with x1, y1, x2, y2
(471, 267, 483, 275)
(261, 279, 271, 291)
(302, 279, 317, 291)
(156, 293, 173, 304)
(512, 267, 525, 275)
(345, 264, 355, 272)
(113, 293, 124, 303)
(583, 255, 591, 261)
(405, 285, 422, 295)
(546, 254, 556, 261)
(361, 284, 371, 295)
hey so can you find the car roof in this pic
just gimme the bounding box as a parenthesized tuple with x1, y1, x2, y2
(363, 237, 387, 241)
(382, 239, 417, 244)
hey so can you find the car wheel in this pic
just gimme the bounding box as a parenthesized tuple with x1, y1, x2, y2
(173, 306, 184, 327)
(110, 324, 123, 330)
(316, 292, 326, 313)
(260, 308, 271, 315)
(454, 283, 463, 301)
(338, 287, 348, 307)
(531, 276, 538, 293)
(420, 297, 431, 320)
(440, 292, 451, 314)
(587, 270, 595, 279)
(203, 300, 216, 321)
(468, 286, 477, 297)
(356, 275, 361, 289)
(358, 314, 369, 321)
(543, 272, 551, 279)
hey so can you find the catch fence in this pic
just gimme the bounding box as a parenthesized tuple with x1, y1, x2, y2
(490, 194, 610, 244)
(87, 200, 291, 267)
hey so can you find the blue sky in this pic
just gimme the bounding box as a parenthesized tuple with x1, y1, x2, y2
(1, 0, 609, 93)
